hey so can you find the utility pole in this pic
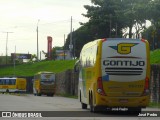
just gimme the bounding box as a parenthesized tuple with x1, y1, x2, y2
(116, 23, 118, 37)
(40, 51, 41, 61)
(69, 16, 73, 59)
(109, 14, 112, 38)
(37, 19, 40, 61)
(3, 32, 13, 65)
(73, 28, 75, 60)
(14, 45, 16, 76)
(64, 34, 65, 60)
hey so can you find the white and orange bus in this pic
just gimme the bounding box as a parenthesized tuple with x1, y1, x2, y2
(75, 38, 150, 113)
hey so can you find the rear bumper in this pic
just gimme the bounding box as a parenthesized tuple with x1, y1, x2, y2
(40, 89, 55, 94)
(95, 95, 150, 108)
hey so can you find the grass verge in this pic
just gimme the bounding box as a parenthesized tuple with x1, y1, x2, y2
(149, 102, 160, 108)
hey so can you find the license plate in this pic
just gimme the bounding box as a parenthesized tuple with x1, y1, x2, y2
(119, 99, 128, 103)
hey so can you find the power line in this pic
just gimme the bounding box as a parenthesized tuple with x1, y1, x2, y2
(0, 19, 83, 31)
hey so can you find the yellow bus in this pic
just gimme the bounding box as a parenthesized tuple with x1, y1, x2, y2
(76, 38, 150, 113)
(33, 71, 56, 96)
(0, 77, 27, 93)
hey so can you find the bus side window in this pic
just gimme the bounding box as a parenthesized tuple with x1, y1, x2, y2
(9, 79, 12, 85)
(3, 79, 6, 85)
(6, 79, 9, 85)
(12, 79, 16, 85)
(0, 79, 2, 85)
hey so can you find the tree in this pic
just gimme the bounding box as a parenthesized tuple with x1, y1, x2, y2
(65, 25, 92, 58)
(29, 54, 37, 63)
(65, 0, 160, 57)
(142, 0, 160, 50)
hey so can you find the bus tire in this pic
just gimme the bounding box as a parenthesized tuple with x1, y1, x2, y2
(6, 89, 9, 93)
(82, 103, 87, 109)
(80, 91, 87, 109)
(37, 91, 41, 96)
(89, 93, 97, 112)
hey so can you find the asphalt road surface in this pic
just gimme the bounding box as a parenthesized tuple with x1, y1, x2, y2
(0, 93, 159, 120)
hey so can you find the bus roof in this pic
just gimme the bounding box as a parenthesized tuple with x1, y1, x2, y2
(0, 77, 17, 79)
(81, 38, 145, 52)
(36, 71, 55, 74)
(82, 39, 100, 51)
(107, 38, 141, 41)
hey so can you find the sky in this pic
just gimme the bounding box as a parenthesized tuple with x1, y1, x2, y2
(0, 0, 91, 59)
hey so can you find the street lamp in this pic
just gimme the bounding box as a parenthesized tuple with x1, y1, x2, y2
(37, 19, 40, 61)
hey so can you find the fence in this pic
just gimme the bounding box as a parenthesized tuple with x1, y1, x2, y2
(150, 65, 160, 103)
(55, 69, 78, 95)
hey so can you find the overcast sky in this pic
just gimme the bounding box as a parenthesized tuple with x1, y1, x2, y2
(0, 0, 91, 59)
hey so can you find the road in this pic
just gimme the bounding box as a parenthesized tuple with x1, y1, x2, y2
(0, 93, 159, 120)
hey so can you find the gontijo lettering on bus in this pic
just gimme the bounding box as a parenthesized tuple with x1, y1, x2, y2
(103, 60, 145, 66)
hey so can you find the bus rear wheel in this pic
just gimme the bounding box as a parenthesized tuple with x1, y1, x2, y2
(6, 89, 9, 93)
(81, 103, 87, 109)
(90, 102, 97, 112)
(80, 91, 87, 109)
(89, 94, 98, 112)
(37, 91, 41, 96)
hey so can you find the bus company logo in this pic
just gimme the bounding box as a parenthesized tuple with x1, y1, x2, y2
(109, 43, 138, 54)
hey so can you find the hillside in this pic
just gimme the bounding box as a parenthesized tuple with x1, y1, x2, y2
(150, 49, 160, 64)
(0, 60, 76, 77)
(0, 49, 160, 77)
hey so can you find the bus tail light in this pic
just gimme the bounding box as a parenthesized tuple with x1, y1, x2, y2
(102, 38, 107, 42)
(141, 39, 146, 43)
(141, 77, 150, 96)
(97, 77, 106, 96)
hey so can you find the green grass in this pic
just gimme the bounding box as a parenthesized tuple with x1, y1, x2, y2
(0, 48, 160, 77)
(149, 102, 160, 108)
(0, 60, 76, 77)
(150, 49, 160, 64)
